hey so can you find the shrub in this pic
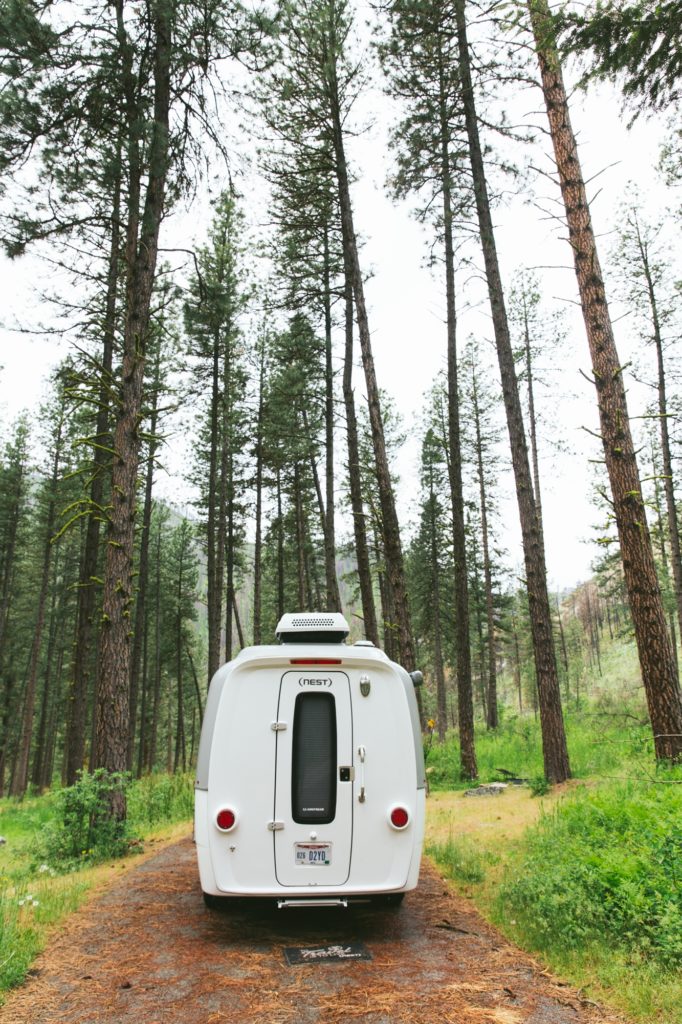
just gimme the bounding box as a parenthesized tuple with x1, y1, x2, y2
(498, 779, 682, 969)
(37, 770, 132, 868)
(529, 775, 550, 797)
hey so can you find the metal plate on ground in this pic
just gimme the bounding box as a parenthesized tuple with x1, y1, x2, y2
(284, 942, 372, 965)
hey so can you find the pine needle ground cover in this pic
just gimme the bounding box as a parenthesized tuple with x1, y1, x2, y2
(0, 773, 194, 1001)
(427, 778, 682, 1024)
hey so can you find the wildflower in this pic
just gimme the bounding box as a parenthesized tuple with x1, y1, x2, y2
(38, 864, 50, 874)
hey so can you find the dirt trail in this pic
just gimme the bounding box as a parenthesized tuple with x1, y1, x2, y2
(2, 836, 623, 1024)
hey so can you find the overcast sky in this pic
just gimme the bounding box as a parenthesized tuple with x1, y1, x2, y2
(0, 28, 676, 593)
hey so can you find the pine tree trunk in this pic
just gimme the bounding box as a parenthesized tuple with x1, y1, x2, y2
(440, 90, 476, 776)
(276, 470, 285, 620)
(342, 264, 379, 645)
(232, 590, 245, 650)
(136, 603, 150, 777)
(455, 0, 570, 781)
(652, 453, 679, 673)
(472, 363, 499, 729)
(522, 298, 544, 537)
(469, 529, 489, 722)
(31, 540, 62, 789)
(128, 341, 161, 770)
(147, 522, 163, 773)
(329, 60, 415, 671)
(174, 544, 185, 773)
(225, 456, 235, 661)
(253, 345, 265, 645)
(555, 594, 570, 701)
(641, 241, 682, 650)
(528, 0, 682, 762)
(322, 226, 342, 612)
(11, 412, 64, 797)
(428, 474, 447, 742)
(94, 0, 173, 818)
(206, 333, 221, 682)
(65, 171, 119, 786)
(215, 348, 230, 663)
(301, 407, 336, 601)
(294, 463, 307, 610)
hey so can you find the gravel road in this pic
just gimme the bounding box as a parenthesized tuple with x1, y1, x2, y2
(1, 836, 624, 1024)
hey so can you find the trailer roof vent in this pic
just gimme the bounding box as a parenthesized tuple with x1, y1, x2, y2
(276, 612, 350, 644)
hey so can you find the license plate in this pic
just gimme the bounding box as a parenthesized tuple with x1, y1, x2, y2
(295, 843, 332, 866)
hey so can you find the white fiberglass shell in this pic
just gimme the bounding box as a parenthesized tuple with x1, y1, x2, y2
(195, 642, 425, 899)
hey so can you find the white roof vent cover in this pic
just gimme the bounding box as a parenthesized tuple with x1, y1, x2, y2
(275, 611, 350, 643)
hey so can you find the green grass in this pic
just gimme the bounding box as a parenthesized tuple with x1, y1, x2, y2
(428, 774, 682, 1024)
(498, 777, 682, 968)
(0, 772, 195, 1002)
(426, 834, 495, 883)
(425, 689, 654, 789)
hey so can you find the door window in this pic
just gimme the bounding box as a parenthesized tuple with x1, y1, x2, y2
(291, 692, 336, 824)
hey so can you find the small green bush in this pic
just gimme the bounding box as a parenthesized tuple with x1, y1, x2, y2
(498, 778, 682, 970)
(529, 775, 550, 797)
(37, 770, 132, 868)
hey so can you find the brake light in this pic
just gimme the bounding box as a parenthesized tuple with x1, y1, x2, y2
(289, 658, 342, 666)
(389, 806, 410, 830)
(215, 808, 237, 832)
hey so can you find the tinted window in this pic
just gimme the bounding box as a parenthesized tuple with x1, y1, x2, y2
(291, 693, 337, 825)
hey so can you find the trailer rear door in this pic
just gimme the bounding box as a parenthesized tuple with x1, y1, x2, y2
(273, 670, 353, 886)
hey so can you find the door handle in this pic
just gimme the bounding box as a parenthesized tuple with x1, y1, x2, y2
(358, 745, 366, 803)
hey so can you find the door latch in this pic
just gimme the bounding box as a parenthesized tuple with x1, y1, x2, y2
(270, 721, 287, 731)
(267, 821, 285, 831)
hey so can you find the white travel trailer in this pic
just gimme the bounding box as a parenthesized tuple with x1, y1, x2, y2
(195, 612, 426, 908)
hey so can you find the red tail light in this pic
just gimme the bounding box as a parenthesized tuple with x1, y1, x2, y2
(215, 808, 237, 832)
(389, 806, 409, 829)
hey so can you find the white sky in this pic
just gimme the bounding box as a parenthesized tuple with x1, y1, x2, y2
(0, 31, 677, 593)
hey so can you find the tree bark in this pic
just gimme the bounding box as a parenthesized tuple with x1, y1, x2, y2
(635, 221, 682, 650)
(93, 0, 173, 818)
(342, 261, 379, 645)
(528, 0, 682, 762)
(147, 519, 163, 773)
(471, 361, 499, 729)
(327, 35, 415, 672)
(439, 73, 476, 776)
(455, 0, 570, 782)
(294, 462, 307, 610)
(65, 168, 120, 785)
(253, 343, 265, 645)
(276, 469, 285, 620)
(11, 408, 64, 796)
(428, 472, 447, 743)
(322, 225, 342, 612)
(128, 335, 161, 770)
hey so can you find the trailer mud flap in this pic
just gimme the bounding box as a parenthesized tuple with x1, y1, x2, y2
(274, 671, 353, 886)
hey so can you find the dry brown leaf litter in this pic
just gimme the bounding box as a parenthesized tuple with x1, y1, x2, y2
(0, 836, 628, 1024)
